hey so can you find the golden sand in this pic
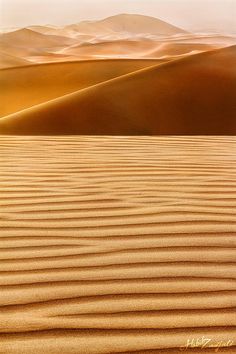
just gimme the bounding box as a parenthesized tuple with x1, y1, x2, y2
(0, 46, 235, 135)
(0, 136, 236, 353)
(1, 13, 236, 353)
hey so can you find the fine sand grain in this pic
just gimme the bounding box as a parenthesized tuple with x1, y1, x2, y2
(0, 135, 235, 353)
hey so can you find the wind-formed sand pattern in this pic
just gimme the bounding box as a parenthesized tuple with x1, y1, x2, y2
(0, 136, 236, 353)
(0, 9, 236, 354)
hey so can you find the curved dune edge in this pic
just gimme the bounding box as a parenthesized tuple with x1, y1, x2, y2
(0, 136, 236, 353)
(0, 58, 166, 118)
(0, 14, 191, 69)
(1, 14, 234, 69)
(0, 51, 32, 69)
(63, 39, 216, 58)
(0, 28, 76, 57)
(0, 46, 235, 135)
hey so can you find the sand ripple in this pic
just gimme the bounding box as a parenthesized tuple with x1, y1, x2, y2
(0, 136, 235, 353)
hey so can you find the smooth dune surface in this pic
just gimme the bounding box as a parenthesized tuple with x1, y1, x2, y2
(28, 25, 58, 34)
(0, 51, 31, 69)
(1, 14, 229, 66)
(0, 135, 236, 353)
(1, 46, 235, 135)
(0, 28, 75, 49)
(63, 13, 188, 36)
(64, 39, 216, 59)
(0, 58, 165, 117)
(0, 28, 68, 46)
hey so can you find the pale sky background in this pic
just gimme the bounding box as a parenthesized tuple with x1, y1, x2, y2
(0, 0, 235, 33)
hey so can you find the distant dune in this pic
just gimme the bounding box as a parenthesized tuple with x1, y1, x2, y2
(65, 39, 216, 59)
(143, 42, 217, 58)
(22, 14, 188, 44)
(0, 28, 75, 57)
(0, 46, 235, 135)
(30, 26, 95, 40)
(0, 28, 75, 47)
(1, 15, 232, 66)
(173, 34, 236, 46)
(65, 39, 159, 57)
(64, 14, 188, 36)
(28, 25, 58, 34)
(0, 51, 31, 68)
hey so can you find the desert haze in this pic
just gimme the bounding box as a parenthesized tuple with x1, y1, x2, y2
(0, 10, 236, 354)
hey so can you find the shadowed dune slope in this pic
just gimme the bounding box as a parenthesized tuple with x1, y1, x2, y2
(0, 46, 235, 135)
(0, 59, 164, 117)
(0, 136, 236, 353)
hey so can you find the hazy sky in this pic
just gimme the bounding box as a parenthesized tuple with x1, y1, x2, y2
(0, 0, 235, 32)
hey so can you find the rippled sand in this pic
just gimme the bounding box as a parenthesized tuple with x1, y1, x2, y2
(0, 136, 236, 353)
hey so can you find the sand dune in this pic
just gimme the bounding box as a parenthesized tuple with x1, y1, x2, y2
(1, 15, 229, 65)
(64, 14, 187, 37)
(0, 28, 76, 57)
(64, 39, 159, 57)
(19, 14, 188, 45)
(25, 52, 76, 64)
(172, 34, 236, 46)
(144, 42, 217, 58)
(0, 51, 32, 68)
(0, 28, 75, 47)
(28, 25, 58, 34)
(0, 58, 164, 117)
(64, 39, 215, 59)
(0, 135, 235, 353)
(1, 46, 235, 135)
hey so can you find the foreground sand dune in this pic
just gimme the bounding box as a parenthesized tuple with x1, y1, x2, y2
(0, 58, 164, 117)
(0, 46, 235, 135)
(0, 136, 235, 353)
